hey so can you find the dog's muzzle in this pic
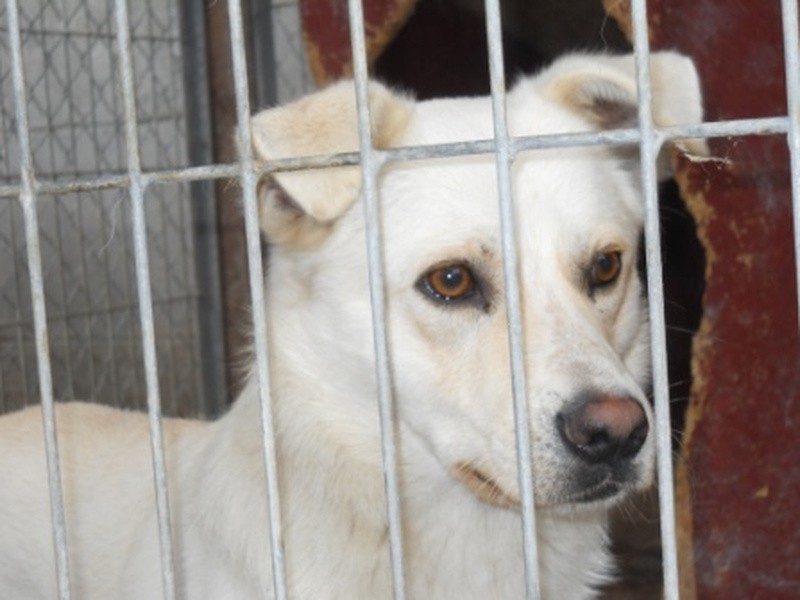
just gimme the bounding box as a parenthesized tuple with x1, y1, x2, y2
(449, 393, 650, 509)
(556, 392, 650, 503)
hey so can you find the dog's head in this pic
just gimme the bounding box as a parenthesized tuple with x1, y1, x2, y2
(251, 53, 703, 511)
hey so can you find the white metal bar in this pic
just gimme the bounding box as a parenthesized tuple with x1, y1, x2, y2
(345, 1, 407, 598)
(780, 0, 800, 322)
(0, 115, 796, 200)
(225, 1, 288, 598)
(112, 1, 177, 597)
(629, 1, 681, 599)
(483, 1, 541, 598)
(5, 0, 72, 596)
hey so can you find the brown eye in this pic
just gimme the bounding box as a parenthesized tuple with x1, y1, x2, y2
(589, 250, 622, 288)
(420, 264, 477, 303)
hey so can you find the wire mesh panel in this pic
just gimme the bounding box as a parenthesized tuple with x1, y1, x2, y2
(270, 0, 314, 103)
(0, 0, 207, 415)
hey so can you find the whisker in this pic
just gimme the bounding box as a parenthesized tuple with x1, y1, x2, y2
(664, 324, 699, 336)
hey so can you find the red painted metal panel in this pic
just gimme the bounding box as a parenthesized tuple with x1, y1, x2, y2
(647, 1, 800, 597)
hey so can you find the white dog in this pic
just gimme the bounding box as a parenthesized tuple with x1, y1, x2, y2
(0, 52, 703, 599)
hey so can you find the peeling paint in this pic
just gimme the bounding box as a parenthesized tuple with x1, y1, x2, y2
(735, 253, 754, 270)
(672, 150, 716, 600)
(654, 2, 800, 596)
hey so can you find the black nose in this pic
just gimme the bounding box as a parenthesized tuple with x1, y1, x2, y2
(557, 394, 649, 464)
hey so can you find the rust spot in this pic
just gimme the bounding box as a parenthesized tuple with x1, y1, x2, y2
(754, 485, 769, 499)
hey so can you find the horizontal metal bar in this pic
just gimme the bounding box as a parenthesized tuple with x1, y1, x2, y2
(0, 26, 182, 44)
(1, 115, 792, 200)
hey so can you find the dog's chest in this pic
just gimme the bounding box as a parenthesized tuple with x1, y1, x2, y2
(405, 495, 527, 598)
(279, 480, 524, 598)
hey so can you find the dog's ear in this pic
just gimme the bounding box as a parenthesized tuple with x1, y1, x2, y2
(249, 81, 413, 248)
(536, 52, 706, 178)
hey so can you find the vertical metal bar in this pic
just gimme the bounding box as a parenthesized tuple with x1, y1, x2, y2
(483, 1, 540, 598)
(178, 0, 228, 416)
(74, 193, 101, 403)
(9, 205, 33, 407)
(5, 0, 72, 596)
(249, 0, 278, 108)
(0, 352, 6, 411)
(58, 0, 99, 405)
(144, 5, 181, 417)
(165, 1, 199, 413)
(345, 1, 407, 598)
(98, 192, 127, 408)
(97, 2, 142, 408)
(780, 0, 800, 322)
(225, 1, 288, 597)
(629, 2, 680, 599)
(51, 203, 76, 398)
(113, 0, 177, 597)
(38, 7, 79, 400)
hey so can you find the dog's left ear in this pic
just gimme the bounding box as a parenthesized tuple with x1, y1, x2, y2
(535, 51, 707, 178)
(249, 81, 413, 249)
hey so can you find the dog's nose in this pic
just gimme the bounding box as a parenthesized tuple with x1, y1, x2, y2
(557, 394, 649, 464)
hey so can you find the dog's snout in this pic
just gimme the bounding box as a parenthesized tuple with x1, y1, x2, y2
(557, 394, 649, 465)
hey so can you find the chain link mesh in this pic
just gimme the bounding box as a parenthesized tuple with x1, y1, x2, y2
(0, 0, 200, 414)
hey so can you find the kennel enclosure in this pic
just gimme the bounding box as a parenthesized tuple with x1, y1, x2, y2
(1, 0, 799, 598)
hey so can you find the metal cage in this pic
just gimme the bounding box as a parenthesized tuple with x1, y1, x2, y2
(1, 0, 798, 599)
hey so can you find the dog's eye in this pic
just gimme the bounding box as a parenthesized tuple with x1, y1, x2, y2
(419, 264, 478, 303)
(589, 250, 622, 289)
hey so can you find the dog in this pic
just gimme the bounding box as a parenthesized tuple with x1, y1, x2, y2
(0, 52, 704, 599)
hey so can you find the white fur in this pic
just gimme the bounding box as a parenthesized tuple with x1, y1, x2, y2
(0, 52, 704, 599)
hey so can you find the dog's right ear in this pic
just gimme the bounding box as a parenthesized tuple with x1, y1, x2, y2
(249, 81, 413, 249)
(533, 52, 707, 178)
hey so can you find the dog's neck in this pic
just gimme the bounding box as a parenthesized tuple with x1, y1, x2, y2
(194, 366, 613, 599)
